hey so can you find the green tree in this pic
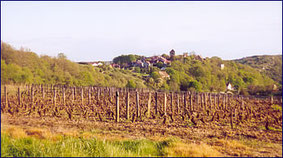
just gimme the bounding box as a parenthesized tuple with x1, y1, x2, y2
(113, 54, 141, 64)
(1, 60, 8, 84)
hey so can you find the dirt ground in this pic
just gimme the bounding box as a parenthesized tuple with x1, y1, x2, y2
(1, 114, 282, 157)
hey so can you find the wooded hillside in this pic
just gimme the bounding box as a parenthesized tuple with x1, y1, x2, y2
(1, 42, 147, 88)
(1, 42, 281, 95)
(234, 55, 282, 84)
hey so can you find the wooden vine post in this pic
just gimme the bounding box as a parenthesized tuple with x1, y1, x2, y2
(109, 88, 111, 101)
(214, 93, 217, 109)
(88, 88, 91, 105)
(222, 94, 225, 110)
(202, 93, 205, 108)
(81, 88, 84, 104)
(204, 93, 207, 111)
(190, 92, 193, 111)
(18, 87, 21, 106)
(234, 108, 237, 125)
(62, 87, 66, 105)
(31, 86, 34, 107)
(126, 92, 130, 120)
(136, 91, 140, 118)
(228, 94, 231, 109)
(226, 94, 229, 109)
(155, 92, 158, 115)
(241, 96, 244, 109)
(53, 88, 56, 107)
(177, 93, 180, 114)
(200, 93, 202, 108)
(197, 93, 199, 106)
(183, 92, 187, 114)
(230, 108, 234, 129)
(171, 92, 174, 115)
(51, 85, 53, 94)
(41, 85, 45, 98)
(26, 85, 28, 94)
(116, 91, 119, 122)
(97, 88, 100, 101)
(4, 86, 8, 106)
(164, 92, 167, 116)
(218, 93, 220, 109)
(72, 87, 75, 102)
(147, 92, 152, 118)
(188, 92, 191, 112)
(209, 93, 212, 109)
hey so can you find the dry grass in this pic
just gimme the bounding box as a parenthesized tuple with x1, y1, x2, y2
(2, 126, 28, 139)
(216, 139, 250, 150)
(212, 139, 252, 156)
(165, 142, 222, 157)
(1, 125, 64, 142)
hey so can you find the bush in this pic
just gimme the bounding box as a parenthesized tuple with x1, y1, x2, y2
(126, 80, 136, 88)
(151, 71, 161, 81)
(239, 88, 249, 96)
(134, 67, 141, 73)
(180, 80, 202, 92)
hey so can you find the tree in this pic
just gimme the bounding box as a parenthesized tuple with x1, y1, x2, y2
(188, 80, 202, 92)
(1, 60, 8, 84)
(113, 54, 140, 64)
(57, 53, 67, 59)
(79, 71, 95, 86)
(21, 67, 33, 83)
(189, 64, 206, 79)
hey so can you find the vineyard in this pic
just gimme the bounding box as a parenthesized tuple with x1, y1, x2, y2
(1, 84, 282, 130)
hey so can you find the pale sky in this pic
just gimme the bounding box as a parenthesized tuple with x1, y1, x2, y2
(1, 1, 282, 62)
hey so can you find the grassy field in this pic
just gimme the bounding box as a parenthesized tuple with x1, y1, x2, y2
(1, 125, 222, 157)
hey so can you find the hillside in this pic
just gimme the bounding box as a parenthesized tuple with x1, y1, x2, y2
(234, 55, 282, 84)
(1, 42, 280, 95)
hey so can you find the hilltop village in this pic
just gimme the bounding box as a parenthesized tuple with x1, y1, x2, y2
(77, 49, 208, 70)
(77, 49, 211, 81)
(76, 50, 238, 92)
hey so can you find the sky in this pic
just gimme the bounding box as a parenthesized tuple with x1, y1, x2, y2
(1, 1, 282, 62)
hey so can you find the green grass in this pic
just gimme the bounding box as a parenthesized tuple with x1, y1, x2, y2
(1, 133, 173, 157)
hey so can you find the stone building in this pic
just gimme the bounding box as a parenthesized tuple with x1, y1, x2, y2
(169, 49, 175, 58)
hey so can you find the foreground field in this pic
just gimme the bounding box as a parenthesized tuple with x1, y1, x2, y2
(1, 114, 282, 157)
